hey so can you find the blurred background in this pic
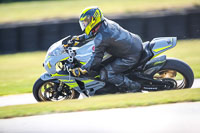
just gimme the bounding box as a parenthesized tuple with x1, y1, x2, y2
(0, 0, 200, 53)
(0, 0, 200, 96)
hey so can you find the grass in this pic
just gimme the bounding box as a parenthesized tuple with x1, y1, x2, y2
(0, 39, 200, 96)
(0, 88, 200, 119)
(0, 52, 46, 96)
(0, 0, 200, 23)
(163, 39, 200, 78)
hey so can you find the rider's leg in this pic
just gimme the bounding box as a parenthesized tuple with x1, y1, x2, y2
(101, 55, 142, 92)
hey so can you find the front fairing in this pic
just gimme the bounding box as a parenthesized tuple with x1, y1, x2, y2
(44, 39, 69, 74)
(46, 39, 66, 58)
(75, 40, 94, 63)
(43, 38, 95, 74)
(42, 38, 106, 97)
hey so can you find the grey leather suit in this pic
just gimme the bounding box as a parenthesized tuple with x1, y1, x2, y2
(81, 18, 143, 90)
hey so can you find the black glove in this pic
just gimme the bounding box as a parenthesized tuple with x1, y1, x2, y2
(70, 68, 87, 77)
(62, 36, 79, 48)
(71, 36, 80, 46)
(71, 36, 79, 41)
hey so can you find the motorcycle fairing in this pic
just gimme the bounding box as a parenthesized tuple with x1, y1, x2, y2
(143, 55, 167, 76)
(40, 72, 55, 81)
(44, 37, 95, 74)
(79, 79, 105, 96)
(40, 71, 105, 96)
(40, 72, 77, 86)
(151, 37, 177, 57)
(42, 36, 179, 97)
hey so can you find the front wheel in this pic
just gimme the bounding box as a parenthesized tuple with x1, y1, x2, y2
(153, 58, 194, 89)
(33, 78, 80, 102)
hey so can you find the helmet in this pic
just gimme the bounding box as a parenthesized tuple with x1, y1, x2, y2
(79, 7, 104, 35)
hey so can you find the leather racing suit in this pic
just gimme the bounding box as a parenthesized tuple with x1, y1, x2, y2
(78, 18, 143, 91)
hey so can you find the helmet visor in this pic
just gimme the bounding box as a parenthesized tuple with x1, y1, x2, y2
(79, 20, 88, 31)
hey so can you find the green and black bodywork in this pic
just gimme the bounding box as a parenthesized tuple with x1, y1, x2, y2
(33, 36, 194, 101)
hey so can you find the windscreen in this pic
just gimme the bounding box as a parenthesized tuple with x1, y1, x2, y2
(46, 40, 66, 57)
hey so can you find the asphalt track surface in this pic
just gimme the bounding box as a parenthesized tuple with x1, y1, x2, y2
(0, 102, 200, 133)
(0, 79, 200, 107)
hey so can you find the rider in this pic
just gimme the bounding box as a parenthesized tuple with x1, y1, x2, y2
(65, 6, 143, 92)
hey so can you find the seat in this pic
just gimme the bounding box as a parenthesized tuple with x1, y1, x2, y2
(138, 41, 153, 66)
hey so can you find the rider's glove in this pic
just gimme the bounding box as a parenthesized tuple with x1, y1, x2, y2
(62, 36, 79, 48)
(71, 36, 80, 46)
(70, 68, 87, 77)
(71, 36, 80, 41)
(72, 34, 87, 43)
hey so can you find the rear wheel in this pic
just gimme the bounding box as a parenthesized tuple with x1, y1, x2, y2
(33, 78, 80, 102)
(153, 58, 194, 89)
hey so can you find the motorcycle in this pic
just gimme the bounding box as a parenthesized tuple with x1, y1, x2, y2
(33, 36, 194, 101)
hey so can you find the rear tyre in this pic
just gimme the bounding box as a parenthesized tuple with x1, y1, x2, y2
(153, 58, 194, 89)
(33, 78, 80, 102)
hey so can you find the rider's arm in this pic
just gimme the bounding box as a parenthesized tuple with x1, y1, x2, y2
(82, 33, 105, 71)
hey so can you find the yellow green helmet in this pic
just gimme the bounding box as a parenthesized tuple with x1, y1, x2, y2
(79, 7, 104, 35)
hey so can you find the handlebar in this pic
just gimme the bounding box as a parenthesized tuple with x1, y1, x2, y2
(67, 39, 75, 46)
(62, 35, 75, 47)
(61, 36, 77, 63)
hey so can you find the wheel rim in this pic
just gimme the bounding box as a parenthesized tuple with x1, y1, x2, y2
(153, 69, 187, 89)
(38, 81, 77, 101)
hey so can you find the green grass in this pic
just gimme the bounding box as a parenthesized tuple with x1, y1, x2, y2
(0, 39, 200, 96)
(0, 52, 46, 96)
(0, 88, 200, 119)
(0, 0, 200, 23)
(163, 39, 200, 78)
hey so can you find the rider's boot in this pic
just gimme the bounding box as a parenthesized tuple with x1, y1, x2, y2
(117, 76, 141, 93)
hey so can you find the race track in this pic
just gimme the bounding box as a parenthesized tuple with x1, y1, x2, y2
(0, 102, 200, 133)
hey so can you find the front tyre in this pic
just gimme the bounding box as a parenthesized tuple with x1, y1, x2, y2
(153, 58, 194, 89)
(33, 78, 79, 102)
